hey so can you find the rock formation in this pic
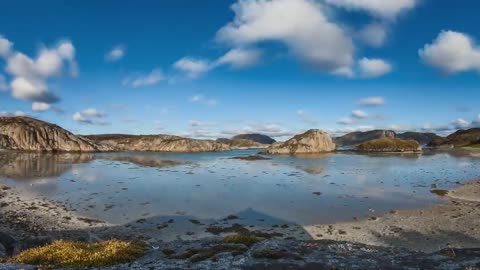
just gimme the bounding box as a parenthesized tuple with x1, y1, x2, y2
(334, 130, 396, 146)
(231, 134, 276, 144)
(356, 138, 422, 152)
(85, 134, 231, 152)
(216, 138, 267, 149)
(0, 117, 110, 152)
(428, 128, 480, 147)
(264, 129, 335, 155)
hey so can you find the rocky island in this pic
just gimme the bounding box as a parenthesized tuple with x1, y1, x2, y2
(356, 138, 422, 152)
(264, 129, 335, 155)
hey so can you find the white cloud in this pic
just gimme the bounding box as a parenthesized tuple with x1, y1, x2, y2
(173, 57, 211, 78)
(359, 23, 388, 47)
(337, 117, 356, 125)
(215, 48, 261, 69)
(123, 69, 165, 88)
(216, 0, 354, 74)
(105, 46, 125, 62)
(296, 109, 319, 125)
(3, 38, 77, 103)
(190, 94, 217, 107)
(357, 96, 385, 106)
(72, 112, 110, 125)
(351, 110, 368, 119)
(0, 111, 27, 117)
(452, 118, 470, 129)
(472, 115, 480, 127)
(32, 102, 51, 112)
(325, 0, 417, 18)
(358, 57, 392, 78)
(419, 30, 480, 74)
(82, 108, 106, 117)
(0, 35, 13, 57)
(0, 74, 7, 91)
(14, 111, 26, 116)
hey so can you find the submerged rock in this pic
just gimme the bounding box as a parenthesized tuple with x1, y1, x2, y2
(0, 117, 110, 152)
(356, 138, 422, 153)
(264, 129, 335, 155)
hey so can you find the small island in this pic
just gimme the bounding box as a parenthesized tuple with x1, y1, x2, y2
(356, 138, 422, 153)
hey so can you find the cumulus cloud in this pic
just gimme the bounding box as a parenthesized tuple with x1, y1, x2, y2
(0, 111, 27, 117)
(215, 48, 261, 69)
(190, 94, 218, 107)
(173, 57, 211, 78)
(351, 110, 368, 119)
(0, 74, 7, 91)
(358, 57, 392, 78)
(122, 69, 165, 88)
(357, 96, 385, 106)
(358, 23, 388, 47)
(296, 109, 319, 125)
(216, 0, 354, 74)
(1, 37, 78, 103)
(324, 0, 417, 18)
(452, 118, 470, 129)
(0, 35, 13, 57)
(419, 30, 480, 74)
(32, 102, 51, 112)
(82, 108, 106, 117)
(72, 112, 110, 125)
(105, 46, 125, 62)
(337, 117, 356, 125)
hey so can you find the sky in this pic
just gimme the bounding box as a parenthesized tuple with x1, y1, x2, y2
(0, 0, 479, 139)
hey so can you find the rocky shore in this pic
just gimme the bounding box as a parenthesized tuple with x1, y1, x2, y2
(2, 179, 480, 269)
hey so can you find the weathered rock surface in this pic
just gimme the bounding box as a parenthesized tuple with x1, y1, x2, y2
(85, 134, 231, 153)
(429, 128, 480, 147)
(217, 138, 267, 149)
(231, 134, 276, 144)
(397, 132, 443, 145)
(356, 138, 422, 152)
(0, 117, 110, 152)
(264, 129, 335, 155)
(334, 130, 396, 146)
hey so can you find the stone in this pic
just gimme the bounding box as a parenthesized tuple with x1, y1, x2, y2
(264, 129, 335, 155)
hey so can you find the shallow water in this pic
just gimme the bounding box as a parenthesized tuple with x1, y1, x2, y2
(1, 149, 479, 227)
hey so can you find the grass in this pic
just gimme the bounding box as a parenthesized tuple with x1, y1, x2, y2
(223, 234, 261, 247)
(468, 144, 480, 148)
(431, 189, 449, 196)
(8, 240, 145, 268)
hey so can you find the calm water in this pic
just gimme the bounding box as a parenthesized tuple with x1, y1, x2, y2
(1, 149, 479, 227)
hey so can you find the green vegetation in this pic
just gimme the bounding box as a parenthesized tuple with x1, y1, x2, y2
(356, 138, 421, 152)
(223, 234, 261, 247)
(468, 144, 480, 148)
(430, 189, 449, 196)
(8, 240, 145, 268)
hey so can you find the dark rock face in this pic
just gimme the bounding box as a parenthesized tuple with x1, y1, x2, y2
(335, 130, 396, 146)
(0, 117, 110, 152)
(232, 134, 276, 145)
(429, 128, 480, 147)
(356, 138, 422, 152)
(85, 134, 231, 153)
(397, 132, 443, 145)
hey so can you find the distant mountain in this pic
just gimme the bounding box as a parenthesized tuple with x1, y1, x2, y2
(334, 130, 396, 146)
(216, 138, 267, 149)
(264, 129, 335, 155)
(428, 128, 480, 147)
(85, 134, 231, 152)
(397, 132, 443, 145)
(231, 134, 276, 144)
(0, 116, 109, 152)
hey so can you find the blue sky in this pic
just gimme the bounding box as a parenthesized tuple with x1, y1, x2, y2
(0, 0, 479, 139)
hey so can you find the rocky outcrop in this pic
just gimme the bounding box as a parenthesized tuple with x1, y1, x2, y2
(356, 138, 422, 152)
(334, 130, 396, 146)
(231, 134, 276, 144)
(217, 138, 267, 149)
(397, 132, 443, 145)
(428, 128, 480, 147)
(85, 134, 231, 153)
(0, 117, 110, 152)
(264, 129, 335, 155)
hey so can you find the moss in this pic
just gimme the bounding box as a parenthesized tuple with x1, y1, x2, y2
(170, 244, 248, 262)
(8, 240, 145, 268)
(223, 234, 261, 247)
(431, 189, 449, 196)
(468, 144, 480, 148)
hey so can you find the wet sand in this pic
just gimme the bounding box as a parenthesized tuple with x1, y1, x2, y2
(305, 179, 480, 252)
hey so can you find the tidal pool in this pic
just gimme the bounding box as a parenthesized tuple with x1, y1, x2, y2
(1, 149, 479, 228)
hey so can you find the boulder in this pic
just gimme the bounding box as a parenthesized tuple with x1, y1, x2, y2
(356, 138, 422, 152)
(264, 129, 335, 155)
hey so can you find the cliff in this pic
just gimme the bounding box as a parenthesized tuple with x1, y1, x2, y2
(264, 129, 335, 155)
